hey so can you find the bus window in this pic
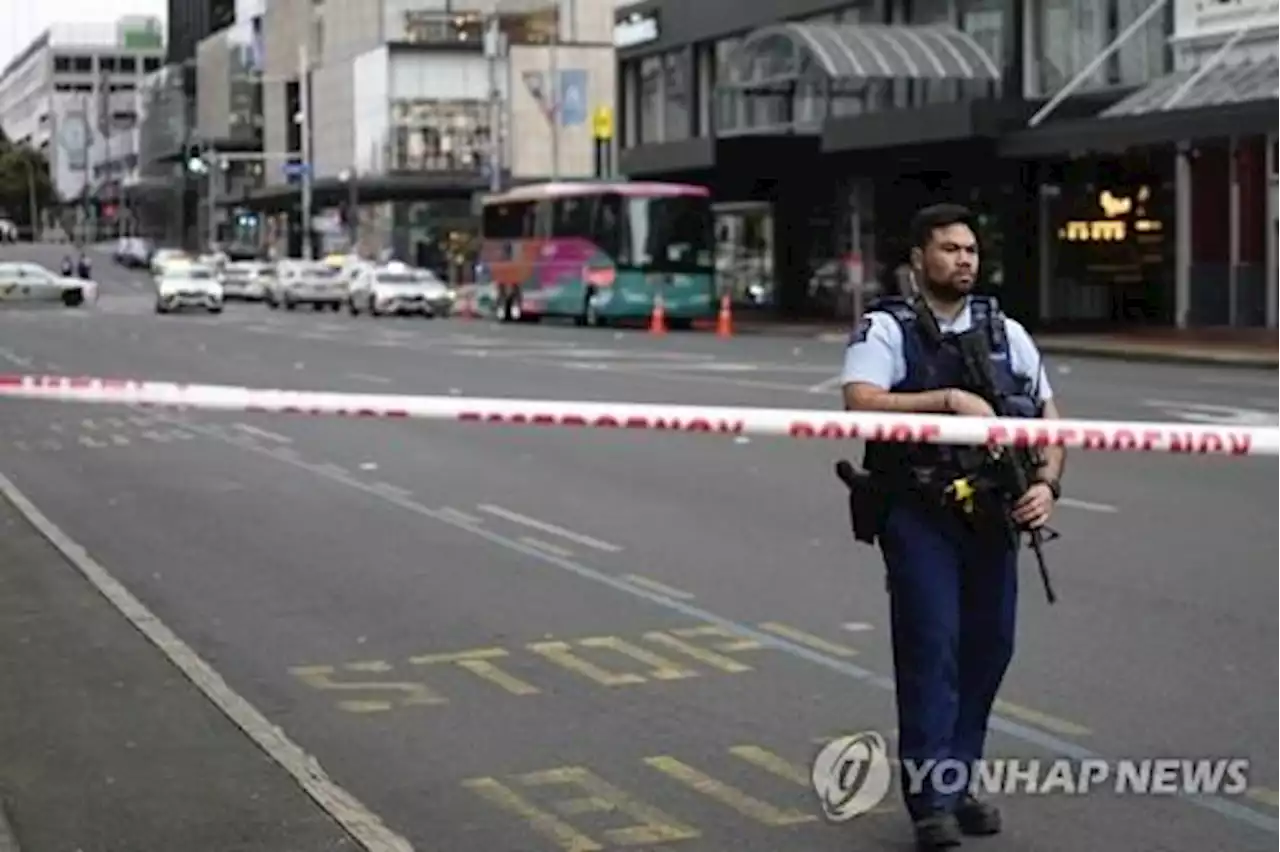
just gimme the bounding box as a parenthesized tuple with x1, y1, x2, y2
(626, 194, 715, 272)
(482, 201, 535, 239)
(551, 195, 595, 238)
(595, 193, 624, 260)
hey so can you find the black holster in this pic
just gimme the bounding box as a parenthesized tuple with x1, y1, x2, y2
(834, 460, 888, 545)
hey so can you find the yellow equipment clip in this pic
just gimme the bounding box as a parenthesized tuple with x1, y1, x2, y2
(947, 477, 977, 514)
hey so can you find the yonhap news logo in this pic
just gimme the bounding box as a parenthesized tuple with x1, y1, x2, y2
(810, 730, 1255, 820)
(810, 732, 893, 821)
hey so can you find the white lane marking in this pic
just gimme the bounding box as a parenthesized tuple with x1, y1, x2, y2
(621, 574, 695, 600)
(1058, 497, 1119, 513)
(807, 374, 845, 394)
(841, 622, 873, 632)
(0, 347, 33, 368)
(144, 415, 1280, 834)
(518, 536, 575, 558)
(476, 503, 623, 553)
(1142, 399, 1278, 426)
(369, 481, 414, 499)
(0, 473, 414, 852)
(346, 372, 392, 385)
(437, 506, 483, 526)
(232, 423, 293, 444)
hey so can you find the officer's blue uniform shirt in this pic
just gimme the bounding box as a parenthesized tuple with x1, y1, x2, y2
(841, 297, 1054, 403)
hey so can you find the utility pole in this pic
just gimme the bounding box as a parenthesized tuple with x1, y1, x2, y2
(206, 149, 219, 249)
(548, 7, 560, 181)
(485, 14, 504, 194)
(298, 42, 314, 260)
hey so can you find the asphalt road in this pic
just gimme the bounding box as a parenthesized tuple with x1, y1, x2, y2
(0, 243, 1276, 852)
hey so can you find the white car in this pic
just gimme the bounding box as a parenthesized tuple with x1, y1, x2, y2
(150, 248, 191, 276)
(348, 264, 455, 317)
(0, 262, 98, 307)
(270, 261, 347, 311)
(154, 263, 224, 314)
(219, 260, 273, 300)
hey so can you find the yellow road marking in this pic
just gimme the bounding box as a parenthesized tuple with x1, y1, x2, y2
(462, 777, 603, 852)
(993, 699, 1092, 737)
(577, 636, 698, 681)
(731, 745, 899, 816)
(643, 756, 816, 826)
(729, 745, 811, 786)
(757, 622, 859, 657)
(669, 624, 763, 654)
(527, 641, 647, 687)
(408, 647, 540, 696)
(621, 574, 695, 599)
(1245, 787, 1278, 807)
(517, 766, 700, 846)
(642, 630, 753, 673)
(290, 661, 446, 710)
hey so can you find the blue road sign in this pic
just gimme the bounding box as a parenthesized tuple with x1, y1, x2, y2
(558, 69, 587, 127)
(282, 161, 310, 177)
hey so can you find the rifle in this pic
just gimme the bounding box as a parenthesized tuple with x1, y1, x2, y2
(956, 333, 1059, 605)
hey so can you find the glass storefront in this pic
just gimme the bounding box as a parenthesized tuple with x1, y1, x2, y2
(388, 99, 491, 173)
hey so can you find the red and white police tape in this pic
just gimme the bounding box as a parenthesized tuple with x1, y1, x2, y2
(0, 373, 1275, 457)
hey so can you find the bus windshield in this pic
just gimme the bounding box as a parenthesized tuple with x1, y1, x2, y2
(608, 193, 714, 272)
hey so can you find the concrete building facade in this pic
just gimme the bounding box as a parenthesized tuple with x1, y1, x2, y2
(0, 18, 166, 216)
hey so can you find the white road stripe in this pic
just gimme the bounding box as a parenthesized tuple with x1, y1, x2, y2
(841, 622, 874, 632)
(807, 374, 845, 394)
(476, 504, 623, 552)
(518, 536, 575, 558)
(0, 473, 414, 852)
(346, 372, 392, 385)
(1059, 497, 1119, 514)
(437, 506, 483, 526)
(232, 423, 293, 444)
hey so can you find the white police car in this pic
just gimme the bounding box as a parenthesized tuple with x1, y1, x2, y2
(154, 262, 224, 314)
(0, 262, 98, 307)
(347, 262, 455, 317)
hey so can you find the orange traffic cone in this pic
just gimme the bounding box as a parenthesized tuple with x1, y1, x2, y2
(649, 292, 667, 335)
(715, 293, 733, 338)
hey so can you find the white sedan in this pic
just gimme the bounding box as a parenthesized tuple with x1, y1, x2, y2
(0, 262, 98, 307)
(348, 264, 455, 317)
(154, 264, 224, 314)
(270, 261, 347, 311)
(219, 260, 273, 300)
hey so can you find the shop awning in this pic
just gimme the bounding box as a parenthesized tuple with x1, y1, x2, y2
(1001, 56, 1278, 158)
(733, 21, 1000, 84)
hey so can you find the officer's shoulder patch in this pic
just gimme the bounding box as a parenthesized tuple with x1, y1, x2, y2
(849, 315, 874, 345)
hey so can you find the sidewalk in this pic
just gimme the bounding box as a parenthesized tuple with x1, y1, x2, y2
(0, 490, 357, 852)
(717, 314, 1278, 368)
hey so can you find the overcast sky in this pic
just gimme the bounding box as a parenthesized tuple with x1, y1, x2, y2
(2, 0, 166, 71)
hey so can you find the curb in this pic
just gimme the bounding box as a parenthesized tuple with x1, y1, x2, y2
(1037, 341, 1278, 370)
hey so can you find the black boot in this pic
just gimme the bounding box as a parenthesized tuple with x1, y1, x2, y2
(913, 810, 963, 850)
(955, 794, 1002, 835)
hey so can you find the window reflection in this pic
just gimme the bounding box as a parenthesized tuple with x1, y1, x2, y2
(639, 56, 662, 143)
(400, 10, 485, 45)
(390, 99, 490, 173)
(662, 52, 689, 141)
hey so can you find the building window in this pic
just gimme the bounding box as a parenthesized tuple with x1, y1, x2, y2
(662, 51, 689, 141)
(120, 56, 136, 73)
(714, 37, 742, 133)
(54, 56, 71, 72)
(1111, 0, 1169, 86)
(910, 0, 958, 105)
(144, 57, 161, 72)
(638, 56, 662, 143)
(1032, 0, 1106, 95)
(72, 56, 92, 73)
(399, 10, 485, 44)
(390, 99, 490, 172)
(959, 0, 1005, 99)
(99, 56, 118, 73)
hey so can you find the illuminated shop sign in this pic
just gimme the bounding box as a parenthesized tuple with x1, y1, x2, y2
(614, 13, 659, 48)
(1058, 188, 1164, 243)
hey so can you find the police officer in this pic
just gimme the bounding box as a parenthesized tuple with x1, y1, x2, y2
(840, 203, 1065, 850)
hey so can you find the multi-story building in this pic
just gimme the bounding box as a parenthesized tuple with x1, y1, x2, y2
(0, 17, 166, 226)
(614, 0, 1278, 330)
(168, 0, 237, 65)
(247, 0, 616, 264)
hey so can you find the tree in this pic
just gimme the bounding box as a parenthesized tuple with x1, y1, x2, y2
(0, 138, 57, 237)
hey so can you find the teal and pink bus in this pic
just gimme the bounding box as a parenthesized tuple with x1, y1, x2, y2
(478, 181, 717, 326)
